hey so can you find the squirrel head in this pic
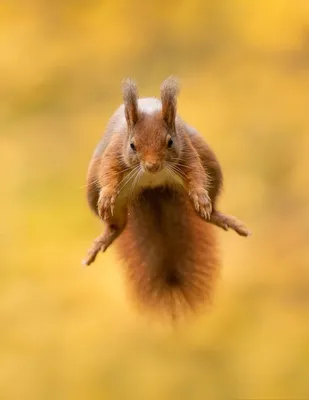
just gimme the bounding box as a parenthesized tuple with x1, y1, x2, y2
(122, 77, 182, 173)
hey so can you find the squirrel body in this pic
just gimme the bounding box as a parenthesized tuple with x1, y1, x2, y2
(84, 78, 250, 318)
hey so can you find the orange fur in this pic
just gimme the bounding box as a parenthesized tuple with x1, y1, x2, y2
(117, 187, 219, 319)
(83, 77, 250, 319)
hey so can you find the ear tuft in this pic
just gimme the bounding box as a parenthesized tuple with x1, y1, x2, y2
(122, 78, 139, 129)
(160, 76, 180, 129)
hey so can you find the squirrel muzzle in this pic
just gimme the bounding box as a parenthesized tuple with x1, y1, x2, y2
(143, 160, 162, 173)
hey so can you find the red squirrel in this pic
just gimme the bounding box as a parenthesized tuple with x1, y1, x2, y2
(83, 77, 250, 317)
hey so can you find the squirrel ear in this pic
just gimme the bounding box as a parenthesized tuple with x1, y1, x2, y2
(122, 78, 139, 129)
(160, 76, 180, 130)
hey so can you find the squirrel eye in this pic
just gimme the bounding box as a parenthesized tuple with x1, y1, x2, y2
(167, 138, 173, 148)
(130, 143, 136, 151)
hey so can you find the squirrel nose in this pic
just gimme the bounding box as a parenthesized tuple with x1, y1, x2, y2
(144, 161, 161, 173)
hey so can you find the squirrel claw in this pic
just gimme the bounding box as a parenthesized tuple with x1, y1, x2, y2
(235, 225, 251, 237)
(210, 211, 251, 236)
(225, 218, 251, 237)
(189, 189, 212, 220)
(98, 191, 116, 221)
(83, 236, 107, 266)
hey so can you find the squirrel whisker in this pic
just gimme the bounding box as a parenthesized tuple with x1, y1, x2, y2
(129, 167, 143, 200)
(167, 163, 188, 181)
(117, 165, 141, 193)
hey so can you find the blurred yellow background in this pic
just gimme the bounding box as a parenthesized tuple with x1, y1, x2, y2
(1, 1, 309, 399)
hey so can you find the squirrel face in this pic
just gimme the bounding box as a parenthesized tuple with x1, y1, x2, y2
(124, 109, 182, 174)
(122, 77, 182, 175)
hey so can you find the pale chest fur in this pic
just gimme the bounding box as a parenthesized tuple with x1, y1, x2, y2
(118, 167, 184, 201)
(138, 169, 183, 189)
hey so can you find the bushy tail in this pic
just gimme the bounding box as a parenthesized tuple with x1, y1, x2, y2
(116, 187, 220, 320)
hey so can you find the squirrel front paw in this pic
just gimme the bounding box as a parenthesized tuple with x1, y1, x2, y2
(97, 188, 117, 220)
(189, 188, 212, 220)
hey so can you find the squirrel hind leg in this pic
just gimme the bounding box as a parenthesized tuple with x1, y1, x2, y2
(82, 223, 124, 266)
(209, 210, 251, 236)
